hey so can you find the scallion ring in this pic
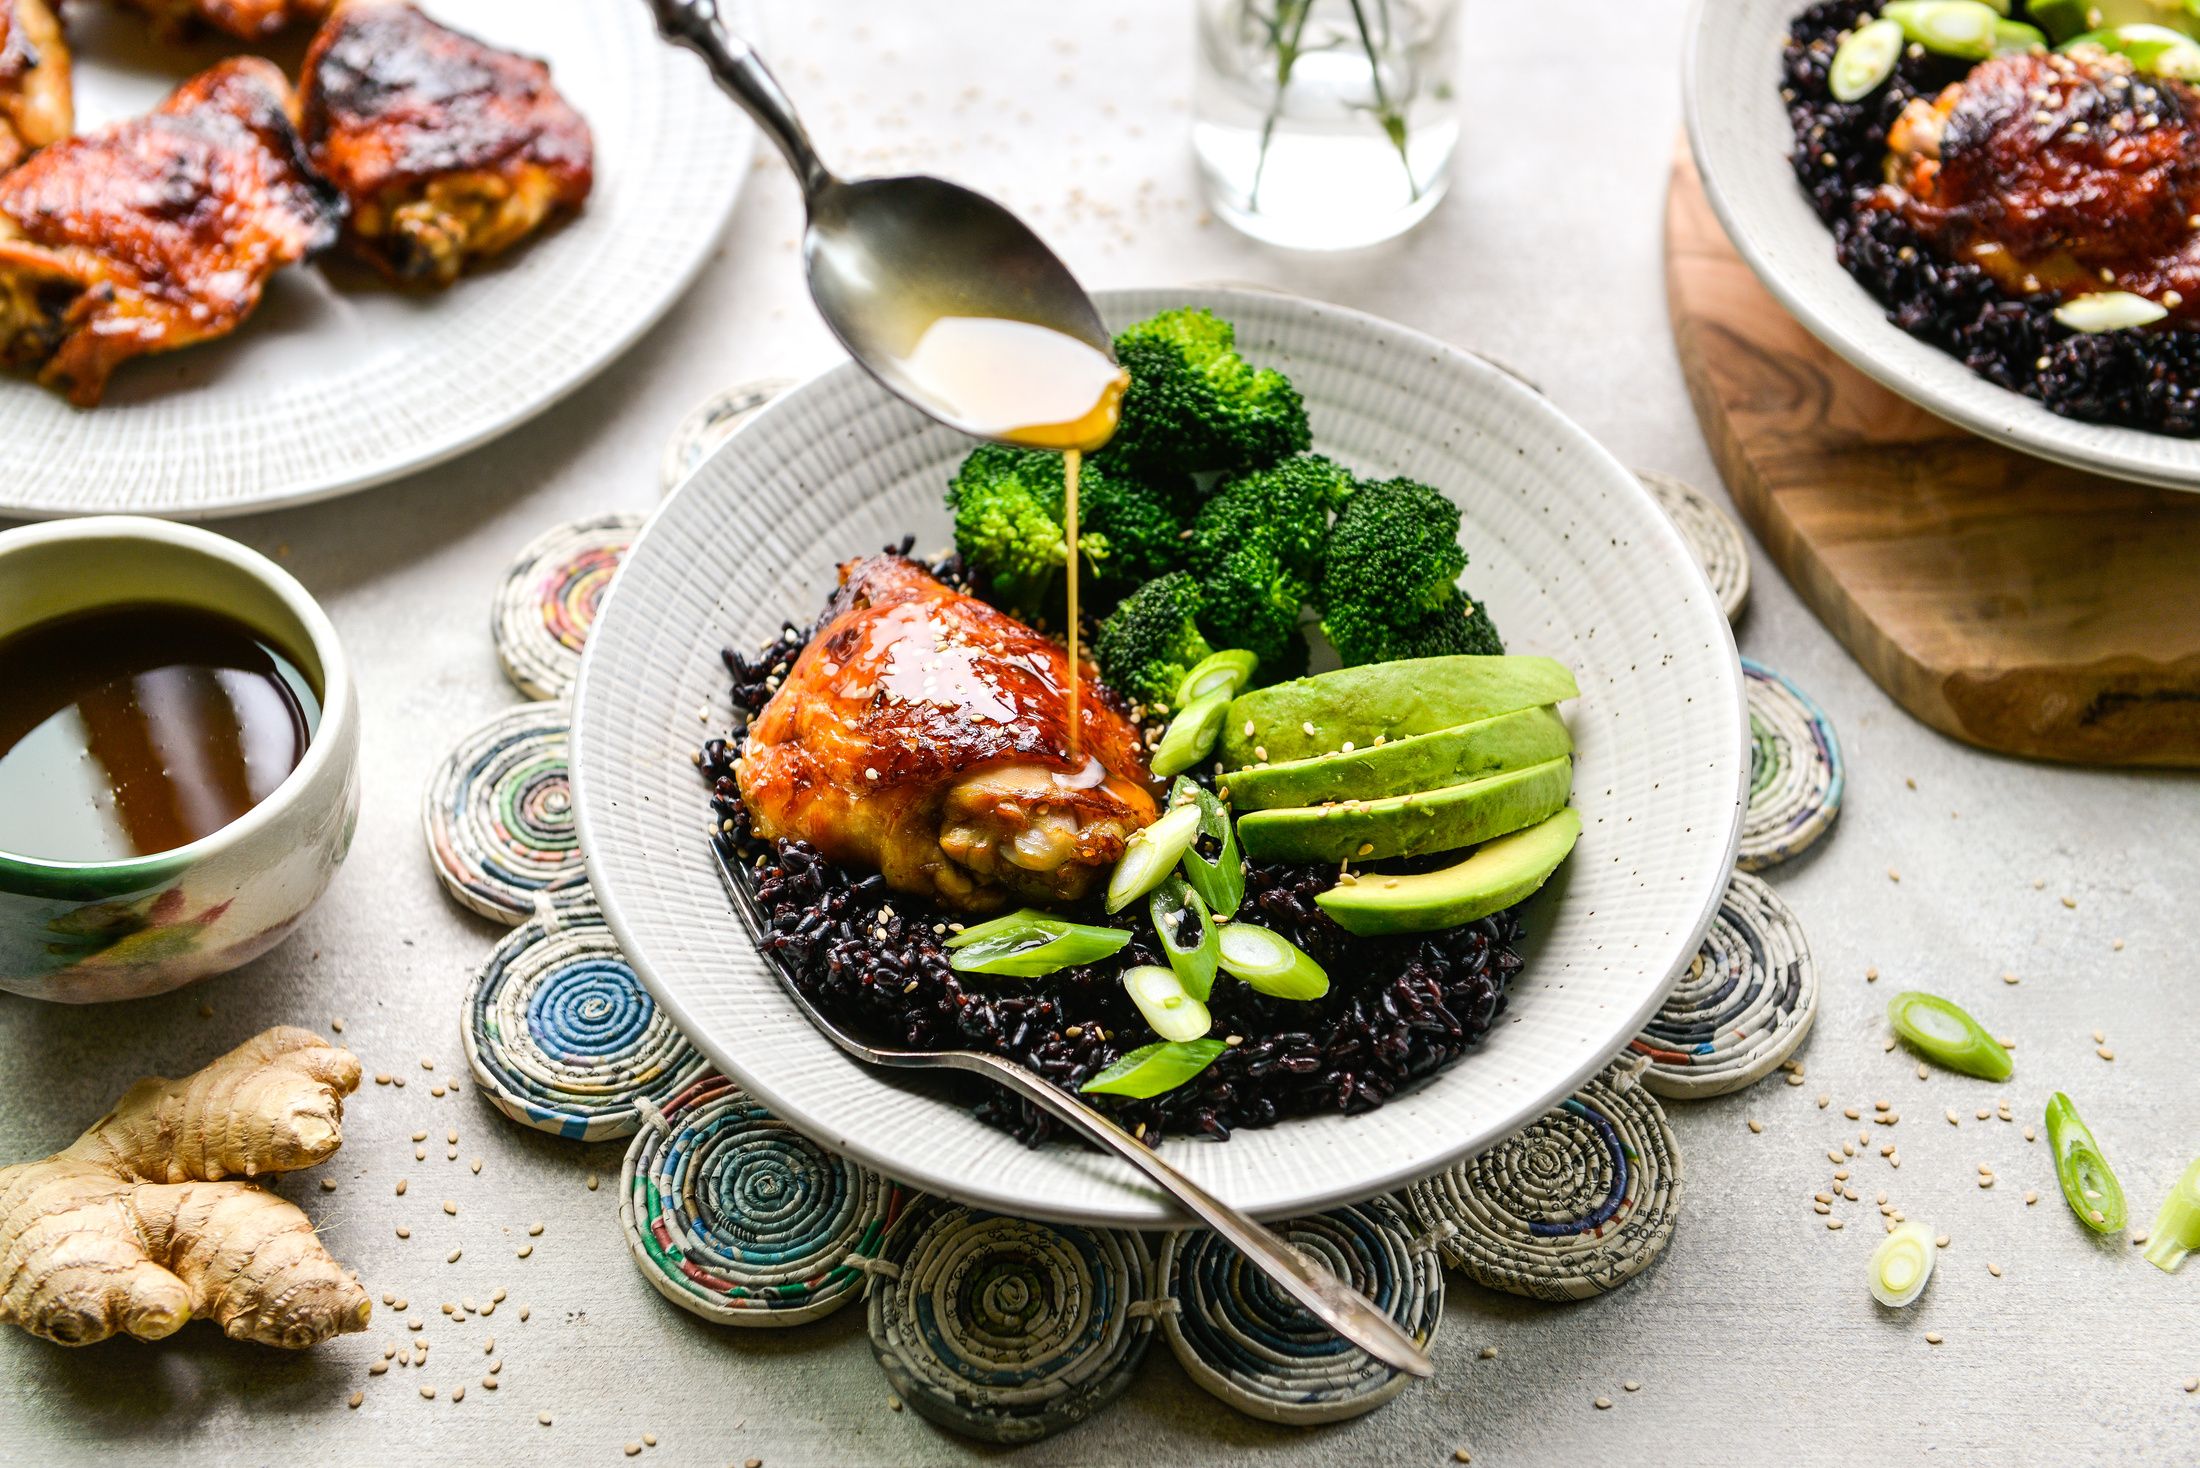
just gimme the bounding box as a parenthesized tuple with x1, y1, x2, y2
(1216, 923, 1330, 1001)
(2045, 1091, 2128, 1235)
(1830, 17, 1905, 101)
(2143, 1157, 2200, 1274)
(1883, 1, 2003, 60)
(1148, 874, 1219, 1002)
(1868, 1219, 1938, 1308)
(1887, 991, 2012, 1081)
(945, 910, 1131, 978)
(1171, 776, 1246, 917)
(1150, 688, 1232, 779)
(1121, 964, 1214, 1044)
(1175, 649, 1259, 711)
(1105, 803, 1203, 914)
(1080, 1038, 1228, 1100)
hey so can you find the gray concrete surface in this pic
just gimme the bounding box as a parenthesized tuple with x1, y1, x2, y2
(4, 3, 2198, 1464)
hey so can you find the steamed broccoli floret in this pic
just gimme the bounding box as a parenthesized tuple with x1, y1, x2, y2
(1079, 458, 1196, 595)
(1094, 572, 1214, 712)
(1110, 308, 1311, 476)
(1318, 476, 1504, 666)
(1184, 455, 1353, 674)
(947, 445, 1091, 616)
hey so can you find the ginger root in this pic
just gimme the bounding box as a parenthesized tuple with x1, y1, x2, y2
(0, 1026, 370, 1348)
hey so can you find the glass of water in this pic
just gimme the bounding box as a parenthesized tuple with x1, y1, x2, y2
(1193, 0, 1461, 251)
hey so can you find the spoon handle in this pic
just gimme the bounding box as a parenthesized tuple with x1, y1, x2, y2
(947, 1051, 1437, 1379)
(640, 0, 832, 195)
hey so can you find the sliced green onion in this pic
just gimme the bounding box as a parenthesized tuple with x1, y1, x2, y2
(1992, 18, 2048, 53)
(1883, 1, 2004, 59)
(2055, 291, 2170, 333)
(1080, 1038, 1228, 1100)
(1176, 649, 1259, 711)
(1121, 964, 1214, 1043)
(1217, 923, 1330, 1001)
(1887, 991, 2012, 1081)
(1150, 688, 1231, 779)
(1149, 874, 1219, 1001)
(2045, 1092, 2128, 1235)
(1831, 18, 1906, 101)
(2060, 21, 2195, 65)
(1105, 803, 1203, 914)
(2143, 1157, 2200, 1273)
(1868, 1220, 1939, 1308)
(1171, 776, 1246, 917)
(2027, 0, 2092, 44)
(945, 910, 1130, 978)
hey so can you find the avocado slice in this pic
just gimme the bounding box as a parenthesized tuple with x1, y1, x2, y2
(1316, 807, 1582, 936)
(1221, 656, 1580, 769)
(1236, 756, 1574, 864)
(1221, 704, 1573, 812)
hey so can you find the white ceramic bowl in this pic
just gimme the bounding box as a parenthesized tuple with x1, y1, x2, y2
(1686, 0, 2200, 492)
(572, 287, 1749, 1226)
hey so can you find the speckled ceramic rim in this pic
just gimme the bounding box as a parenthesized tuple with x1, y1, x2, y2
(572, 286, 1751, 1226)
(0, 517, 353, 898)
(1684, 0, 2200, 492)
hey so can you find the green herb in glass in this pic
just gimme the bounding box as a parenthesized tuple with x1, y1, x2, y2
(1887, 991, 2012, 1081)
(1217, 922, 1329, 1001)
(2044, 1092, 2128, 1235)
(1243, 0, 1419, 208)
(1106, 803, 1203, 914)
(1081, 1038, 1229, 1099)
(1149, 874, 1219, 1001)
(946, 910, 1130, 978)
(1121, 964, 1214, 1043)
(2143, 1157, 2200, 1274)
(1171, 777, 1246, 917)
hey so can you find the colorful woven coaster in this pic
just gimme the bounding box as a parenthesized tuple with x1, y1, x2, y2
(1737, 659, 1844, 871)
(492, 513, 643, 701)
(1406, 1060, 1683, 1301)
(866, 1198, 1154, 1444)
(1639, 469, 1751, 622)
(1631, 870, 1817, 1099)
(424, 701, 586, 924)
(619, 1072, 906, 1326)
(1160, 1195, 1441, 1426)
(661, 378, 795, 493)
(463, 888, 707, 1140)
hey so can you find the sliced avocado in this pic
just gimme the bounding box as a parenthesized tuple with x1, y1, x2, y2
(1221, 705, 1573, 812)
(1221, 656, 1579, 769)
(1236, 756, 1574, 864)
(1316, 807, 1583, 936)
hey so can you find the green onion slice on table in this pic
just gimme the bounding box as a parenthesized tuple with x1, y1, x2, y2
(1170, 776, 1246, 917)
(1120, 964, 1214, 1044)
(1105, 803, 1203, 913)
(2143, 1158, 2200, 1274)
(2044, 1092, 2128, 1235)
(1217, 922, 1330, 1001)
(1868, 1219, 1939, 1308)
(1887, 991, 2012, 1081)
(1149, 874, 1219, 1001)
(1175, 649, 1259, 710)
(1150, 688, 1232, 779)
(946, 910, 1130, 978)
(1081, 1038, 1228, 1099)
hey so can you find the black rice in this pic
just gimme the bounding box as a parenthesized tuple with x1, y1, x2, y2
(1784, 1, 2200, 433)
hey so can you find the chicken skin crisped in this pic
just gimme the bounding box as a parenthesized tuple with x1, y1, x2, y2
(1884, 48, 2200, 316)
(738, 557, 1161, 913)
(0, 0, 70, 173)
(115, 0, 328, 43)
(0, 57, 341, 407)
(299, 2, 594, 288)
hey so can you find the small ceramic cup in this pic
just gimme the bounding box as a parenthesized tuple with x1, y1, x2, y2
(0, 518, 360, 1004)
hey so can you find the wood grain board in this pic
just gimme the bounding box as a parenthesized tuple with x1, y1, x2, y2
(1666, 150, 2200, 768)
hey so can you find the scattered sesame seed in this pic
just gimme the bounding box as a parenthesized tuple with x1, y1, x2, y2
(1623, 1380, 1641, 1393)
(1594, 1396, 1613, 1410)
(539, 1413, 553, 1426)
(443, 1201, 457, 1216)
(586, 1174, 600, 1191)
(1925, 1333, 1943, 1346)
(1747, 1119, 1763, 1134)
(1479, 1346, 1498, 1360)
(518, 1245, 533, 1259)
(1827, 1219, 1844, 1231)
(2098, 1047, 2116, 1062)
(448, 1249, 462, 1263)
(1987, 1263, 2002, 1278)
(1936, 1234, 1950, 1248)
(1866, 966, 1879, 982)
(420, 1387, 436, 1400)
(396, 1226, 410, 1239)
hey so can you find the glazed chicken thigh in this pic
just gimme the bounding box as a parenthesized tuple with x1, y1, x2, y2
(738, 557, 1161, 913)
(0, 0, 70, 173)
(0, 57, 341, 406)
(298, 1, 594, 288)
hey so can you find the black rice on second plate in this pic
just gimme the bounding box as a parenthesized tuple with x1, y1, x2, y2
(1784, 0, 2200, 434)
(700, 569, 1526, 1148)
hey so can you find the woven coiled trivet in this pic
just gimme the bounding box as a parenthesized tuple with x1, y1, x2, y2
(619, 1071, 906, 1325)
(866, 1198, 1154, 1444)
(424, 701, 586, 923)
(661, 379, 795, 493)
(1160, 1195, 1441, 1425)
(1630, 870, 1817, 1098)
(1406, 1060, 1682, 1301)
(1639, 469, 1751, 621)
(462, 889, 707, 1140)
(492, 514, 643, 701)
(1737, 658, 1844, 871)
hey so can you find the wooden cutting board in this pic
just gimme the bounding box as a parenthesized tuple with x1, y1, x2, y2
(1665, 149, 2200, 769)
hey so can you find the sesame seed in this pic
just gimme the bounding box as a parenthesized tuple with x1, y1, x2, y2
(539, 1413, 553, 1426)
(586, 1174, 600, 1191)
(1747, 1119, 1763, 1134)
(1827, 1219, 1844, 1231)
(1987, 1263, 2002, 1277)
(1594, 1397, 1613, 1410)
(420, 1387, 436, 1400)
(518, 1245, 533, 1259)
(2098, 1046, 2116, 1061)
(1479, 1346, 1498, 1360)
(443, 1201, 457, 1216)
(1925, 1333, 1944, 1346)
(448, 1249, 462, 1263)
(1866, 967, 1879, 982)
(1624, 1381, 1641, 1393)
(1935, 1234, 1949, 1248)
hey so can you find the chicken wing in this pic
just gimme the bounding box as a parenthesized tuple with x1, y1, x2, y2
(0, 57, 342, 407)
(114, 0, 328, 44)
(738, 556, 1161, 913)
(298, 2, 593, 288)
(0, 0, 70, 173)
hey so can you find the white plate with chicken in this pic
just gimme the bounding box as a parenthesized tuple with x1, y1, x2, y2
(571, 287, 1750, 1227)
(0, 0, 749, 518)
(1690, 0, 2200, 490)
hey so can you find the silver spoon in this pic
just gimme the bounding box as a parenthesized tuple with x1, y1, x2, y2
(643, 0, 1118, 447)
(713, 845, 1436, 1379)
